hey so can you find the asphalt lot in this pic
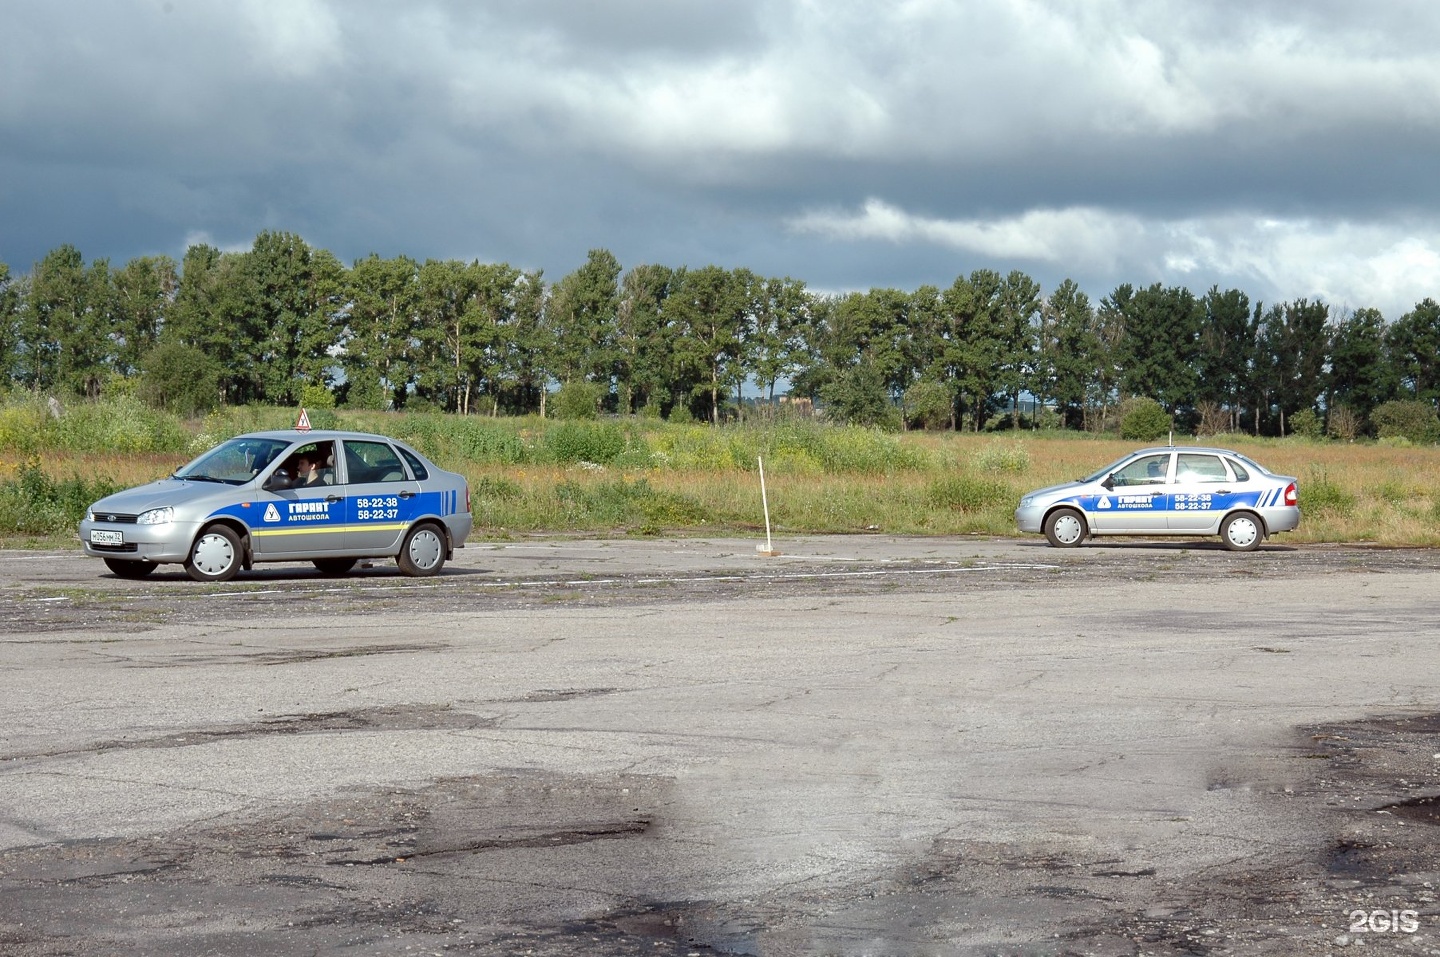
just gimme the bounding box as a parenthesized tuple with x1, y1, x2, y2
(1, 535, 1438, 956)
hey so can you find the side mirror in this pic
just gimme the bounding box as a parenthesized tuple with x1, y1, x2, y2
(263, 469, 291, 491)
(1101, 473, 1115, 490)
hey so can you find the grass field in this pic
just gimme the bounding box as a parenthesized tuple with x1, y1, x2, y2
(2, 404, 1437, 548)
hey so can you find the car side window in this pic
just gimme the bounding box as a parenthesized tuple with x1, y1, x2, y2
(1112, 454, 1170, 487)
(1225, 458, 1250, 482)
(343, 440, 408, 484)
(1176, 453, 1229, 483)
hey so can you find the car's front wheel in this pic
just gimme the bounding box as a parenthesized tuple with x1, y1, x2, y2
(104, 557, 157, 579)
(1043, 507, 1087, 547)
(397, 523, 447, 577)
(1221, 512, 1263, 552)
(185, 525, 243, 582)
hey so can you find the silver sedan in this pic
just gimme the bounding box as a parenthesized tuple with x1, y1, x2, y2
(80, 429, 474, 581)
(1015, 446, 1300, 551)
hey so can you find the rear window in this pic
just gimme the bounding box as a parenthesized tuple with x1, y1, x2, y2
(396, 445, 429, 481)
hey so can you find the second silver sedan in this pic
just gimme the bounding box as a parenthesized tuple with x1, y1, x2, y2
(1015, 446, 1300, 551)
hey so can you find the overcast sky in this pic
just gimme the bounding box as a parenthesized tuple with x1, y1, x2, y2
(4, 0, 1439, 319)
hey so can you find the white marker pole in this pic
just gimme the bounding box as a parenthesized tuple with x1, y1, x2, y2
(757, 455, 778, 556)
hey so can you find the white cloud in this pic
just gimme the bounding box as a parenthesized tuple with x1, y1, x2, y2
(787, 198, 1440, 317)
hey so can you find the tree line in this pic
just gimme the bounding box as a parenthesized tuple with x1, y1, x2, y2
(2, 232, 1438, 436)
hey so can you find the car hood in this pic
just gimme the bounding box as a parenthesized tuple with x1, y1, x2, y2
(1021, 479, 1092, 502)
(90, 478, 245, 515)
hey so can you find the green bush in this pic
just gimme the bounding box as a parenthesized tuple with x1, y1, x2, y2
(924, 474, 1011, 513)
(1118, 397, 1172, 442)
(138, 342, 221, 416)
(551, 381, 605, 420)
(904, 379, 954, 430)
(1371, 400, 1440, 444)
(1303, 470, 1356, 516)
(1288, 408, 1324, 439)
(974, 441, 1030, 474)
(543, 421, 627, 464)
(552, 477, 708, 529)
(0, 458, 119, 535)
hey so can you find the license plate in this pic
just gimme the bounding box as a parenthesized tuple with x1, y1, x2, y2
(90, 529, 125, 546)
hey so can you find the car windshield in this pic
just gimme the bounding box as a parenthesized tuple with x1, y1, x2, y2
(175, 438, 291, 485)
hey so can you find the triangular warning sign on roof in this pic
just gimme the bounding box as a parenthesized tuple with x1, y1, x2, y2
(295, 407, 312, 432)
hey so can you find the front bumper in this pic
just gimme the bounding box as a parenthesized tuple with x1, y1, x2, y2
(1014, 503, 1046, 534)
(78, 519, 200, 564)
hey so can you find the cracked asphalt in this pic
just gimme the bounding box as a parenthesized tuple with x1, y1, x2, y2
(1, 535, 1438, 955)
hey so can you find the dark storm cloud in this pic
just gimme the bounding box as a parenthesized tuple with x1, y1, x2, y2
(2, 0, 1439, 317)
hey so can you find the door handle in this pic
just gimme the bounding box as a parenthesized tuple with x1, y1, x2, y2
(398, 490, 416, 499)
(326, 495, 344, 503)
(1214, 489, 1231, 494)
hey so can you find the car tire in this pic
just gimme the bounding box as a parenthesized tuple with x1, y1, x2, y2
(313, 558, 357, 576)
(185, 525, 243, 582)
(397, 523, 446, 577)
(104, 558, 157, 579)
(1221, 512, 1263, 552)
(1043, 507, 1087, 547)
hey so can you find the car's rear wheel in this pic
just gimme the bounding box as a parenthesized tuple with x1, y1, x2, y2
(397, 523, 446, 577)
(104, 557, 157, 579)
(185, 525, 243, 582)
(1043, 507, 1087, 547)
(1221, 512, 1262, 551)
(313, 558, 357, 576)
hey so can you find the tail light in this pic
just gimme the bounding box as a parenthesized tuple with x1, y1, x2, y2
(1284, 482, 1297, 506)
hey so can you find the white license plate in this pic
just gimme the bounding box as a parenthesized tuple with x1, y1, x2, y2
(90, 529, 125, 546)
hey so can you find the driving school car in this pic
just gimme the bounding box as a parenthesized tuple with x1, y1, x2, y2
(1015, 446, 1299, 551)
(80, 430, 473, 581)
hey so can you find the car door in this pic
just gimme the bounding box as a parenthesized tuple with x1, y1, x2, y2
(1167, 452, 1234, 531)
(252, 481, 348, 558)
(340, 438, 421, 554)
(1091, 452, 1172, 532)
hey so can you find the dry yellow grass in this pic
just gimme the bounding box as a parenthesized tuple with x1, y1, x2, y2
(9, 435, 1440, 546)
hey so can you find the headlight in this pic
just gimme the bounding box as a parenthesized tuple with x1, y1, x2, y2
(85, 509, 94, 522)
(1019, 496, 1034, 507)
(137, 507, 174, 525)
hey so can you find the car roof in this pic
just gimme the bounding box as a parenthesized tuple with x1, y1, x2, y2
(1131, 446, 1246, 456)
(236, 429, 406, 443)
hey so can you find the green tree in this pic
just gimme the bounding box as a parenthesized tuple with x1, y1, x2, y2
(996, 270, 1041, 428)
(748, 275, 811, 404)
(614, 263, 676, 414)
(1386, 298, 1440, 406)
(1327, 307, 1395, 428)
(111, 256, 178, 378)
(499, 269, 549, 415)
(667, 265, 753, 423)
(1037, 279, 1096, 429)
(1257, 298, 1329, 435)
(166, 244, 257, 404)
(545, 249, 621, 395)
(1114, 282, 1203, 415)
(344, 254, 420, 409)
(1196, 286, 1252, 431)
(19, 245, 114, 396)
(244, 231, 328, 405)
(0, 262, 21, 383)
